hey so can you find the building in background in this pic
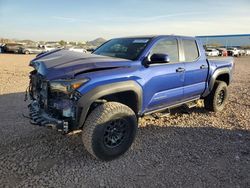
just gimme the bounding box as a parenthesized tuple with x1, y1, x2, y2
(196, 34, 250, 48)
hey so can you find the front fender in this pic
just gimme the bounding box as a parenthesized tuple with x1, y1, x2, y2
(76, 80, 142, 128)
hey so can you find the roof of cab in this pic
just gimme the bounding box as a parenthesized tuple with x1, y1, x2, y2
(115, 35, 195, 40)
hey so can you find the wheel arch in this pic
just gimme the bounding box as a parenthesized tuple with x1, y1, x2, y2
(202, 67, 231, 97)
(216, 73, 230, 85)
(77, 81, 142, 128)
(99, 90, 139, 115)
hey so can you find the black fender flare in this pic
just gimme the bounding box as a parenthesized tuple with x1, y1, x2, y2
(203, 67, 231, 97)
(77, 80, 143, 128)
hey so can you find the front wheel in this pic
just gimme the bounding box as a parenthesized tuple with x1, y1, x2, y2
(204, 81, 228, 112)
(82, 102, 137, 161)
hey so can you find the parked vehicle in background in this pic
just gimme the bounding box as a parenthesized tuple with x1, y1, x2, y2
(69, 46, 87, 53)
(0, 43, 5, 53)
(43, 45, 61, 52)
(21, 46, 45, 54)
(3, 43, 23, 53)
(205, 48, 219, 56)
(227, 47, 240, 57)
(238, 48, 246, 56)
(217, 48, 227, 56)
(245, 49, 250, 55)
(27, 35, 234, 161)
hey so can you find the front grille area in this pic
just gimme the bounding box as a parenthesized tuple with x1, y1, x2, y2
(29, 71, 48, 110)
(40, 81, 48, 110)
(28, 70, 79, 132)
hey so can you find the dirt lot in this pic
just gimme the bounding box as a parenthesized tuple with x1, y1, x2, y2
(0, 54, 249, 187)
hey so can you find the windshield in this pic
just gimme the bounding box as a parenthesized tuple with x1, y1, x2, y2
(93, 38, 151, 60)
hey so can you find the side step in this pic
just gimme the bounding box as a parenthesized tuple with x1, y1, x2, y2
(150, 99, 203, 118)
(151, 109, 170, 119)
(184, 99, 204, 109)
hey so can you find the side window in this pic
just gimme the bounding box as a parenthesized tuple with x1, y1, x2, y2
(182, 39, 199, 62)
(150, 38, 179, 63)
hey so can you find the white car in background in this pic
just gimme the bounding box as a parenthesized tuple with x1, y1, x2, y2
(69, 46, 87, 53)
(239, 49, 246, 56)
(42, 45, 61, 52)
(205, 49, 219, 56)
(21, 46, 45, 54)
(227, 47, 240, 57)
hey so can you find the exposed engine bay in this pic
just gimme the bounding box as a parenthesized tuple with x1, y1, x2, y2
(28, 70, 82, 133)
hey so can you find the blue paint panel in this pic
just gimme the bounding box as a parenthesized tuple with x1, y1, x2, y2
(141, 62, 185, 111)
(182, 39, 208, 99)
(183, 82, 206, 98)
(148, 86, 183, 109)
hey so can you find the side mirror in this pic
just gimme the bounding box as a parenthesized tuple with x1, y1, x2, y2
(148, 53, 170, 65)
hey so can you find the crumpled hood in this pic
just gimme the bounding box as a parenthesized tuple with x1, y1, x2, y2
(30, 49, 132, 80)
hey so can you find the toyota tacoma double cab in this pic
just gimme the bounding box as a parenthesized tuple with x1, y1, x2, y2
(27, 35, 234, 160)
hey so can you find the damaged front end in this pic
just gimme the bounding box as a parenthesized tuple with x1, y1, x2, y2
(27, 70, 88, 133)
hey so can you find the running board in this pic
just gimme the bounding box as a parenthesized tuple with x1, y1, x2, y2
(143, 97, 201, 116)
(151, 109, 171, 119)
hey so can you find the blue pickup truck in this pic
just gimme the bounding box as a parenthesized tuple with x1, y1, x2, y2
(28, 35, 234, 160)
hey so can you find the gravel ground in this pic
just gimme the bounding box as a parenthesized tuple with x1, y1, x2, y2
(0, 54, 249, 187)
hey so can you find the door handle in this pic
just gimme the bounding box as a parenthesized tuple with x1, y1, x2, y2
(176, 67, 185, 72)
(200, 65, 208, 69)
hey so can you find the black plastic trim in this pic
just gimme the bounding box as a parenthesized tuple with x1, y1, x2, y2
(77, 81, 142, 128)
(143, 96, 200, 115)
(202, 67, 231, 97)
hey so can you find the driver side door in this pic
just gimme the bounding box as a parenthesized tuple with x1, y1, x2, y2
(142, 37, 185, 113)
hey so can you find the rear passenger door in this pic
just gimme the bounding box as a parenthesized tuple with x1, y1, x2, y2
(181, 38, 208, 100)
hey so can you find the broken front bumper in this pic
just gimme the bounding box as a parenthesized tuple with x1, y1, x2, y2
(28, 100, 69, 133)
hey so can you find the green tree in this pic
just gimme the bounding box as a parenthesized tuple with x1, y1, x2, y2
(59, 40, 66, 46)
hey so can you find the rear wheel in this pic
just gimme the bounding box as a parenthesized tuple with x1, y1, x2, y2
(204, 81, 228, 112)
(82, 102, 137, 161)
(25, 50, 30, 54)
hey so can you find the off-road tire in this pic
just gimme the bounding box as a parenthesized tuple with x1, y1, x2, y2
(82, 102, 137, 161)
(204, 81, 228, 112)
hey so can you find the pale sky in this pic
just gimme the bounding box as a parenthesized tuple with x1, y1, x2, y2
(0, 0, 250, 41)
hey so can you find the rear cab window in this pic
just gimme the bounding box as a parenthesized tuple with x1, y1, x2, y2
(182, 39, 199, 62)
